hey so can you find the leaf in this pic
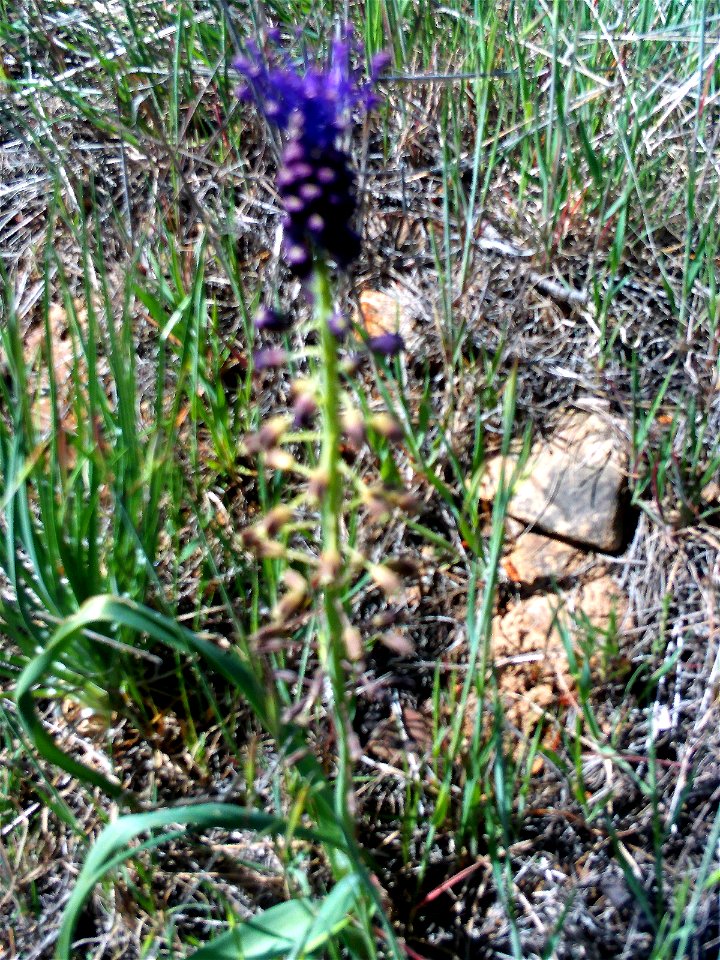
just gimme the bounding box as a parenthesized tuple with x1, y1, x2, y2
(55, 803, 344, 960)
(186, 875, 361, 959)
(15, 594, 270, 797)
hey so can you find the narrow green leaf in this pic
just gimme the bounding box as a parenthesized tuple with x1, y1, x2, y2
(187, 875, 361, 960)
(56, 803, 343, 960)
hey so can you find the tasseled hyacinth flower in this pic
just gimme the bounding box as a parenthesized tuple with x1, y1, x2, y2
(236, 31, 388, 278)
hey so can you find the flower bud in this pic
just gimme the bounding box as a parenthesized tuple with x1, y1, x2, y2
(368, 332, 405, 357)
(292, 391, 317, 428)
(342, 408, 366, 447)
(370, 563, 401, 596)
(265, 449, 297, 472)
(253, 347, 287, 370)
(264, 505, 294, 536)
(318, 547, 342, 586)
(328, 312, 349, 340)
(370, 412, 403, 442)
(255, 306, 291, 332)
(343, 625, 364, 662)
(308, 468, 329, 500)
(244, 415, 290, 454)
(339, 353, 364, 377)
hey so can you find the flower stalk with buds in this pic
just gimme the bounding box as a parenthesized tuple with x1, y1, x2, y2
(237, 30, 398, 887)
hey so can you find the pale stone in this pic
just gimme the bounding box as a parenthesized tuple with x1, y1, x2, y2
(491, 574, 628, 658)
(355, 288, 414, 341)
(503, 529, 589, 586)
(490, 575, 628, 734)
(483, 412, 627, 551)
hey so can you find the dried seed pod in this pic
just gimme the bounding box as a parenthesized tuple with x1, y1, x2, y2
(240, 526, 264, 551)
(283, 568, 307, 592)
(272, 569, 308, 621)
(371, 608, 403, 629)
(387, 489, 420, 513)
(257, 540, 286, 560)
(362, 485, 391, 520)
(385, 556, 418, 577)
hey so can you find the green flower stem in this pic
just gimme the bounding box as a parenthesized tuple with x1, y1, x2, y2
(313, 261, 354, 841)
(310, 263, 404, 960)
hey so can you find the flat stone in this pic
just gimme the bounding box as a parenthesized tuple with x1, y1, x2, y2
(355, 288, 414, 340)
(490, 574, 629, 733)
(483, 412, 627, 551)
(503, 529, 589, 586)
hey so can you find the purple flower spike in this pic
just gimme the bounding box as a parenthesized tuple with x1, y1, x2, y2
(236, 30, 387, 276)
(255, 306, 292, 332)
(367, 333, 405, 357)
(253, 347, 287, 370)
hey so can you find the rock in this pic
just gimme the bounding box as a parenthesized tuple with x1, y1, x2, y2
(492, 574, 627, 654)
(483, 412, 627, 552)
(355, 288, 416, 345)
(490, 574, 628, 735)
(503, 528, 590, 586)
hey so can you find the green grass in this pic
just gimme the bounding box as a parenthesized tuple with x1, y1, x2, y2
(1, 1, 720, 958)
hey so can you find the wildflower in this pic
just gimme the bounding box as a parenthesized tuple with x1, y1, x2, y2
(367, 332, 405, 357)
(327, 311, 350, 339)
(236, 30, 386, 276)
(253, 347, 287, 370)
(292, 390, 317, 428)
(255, 306, 292, 332)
